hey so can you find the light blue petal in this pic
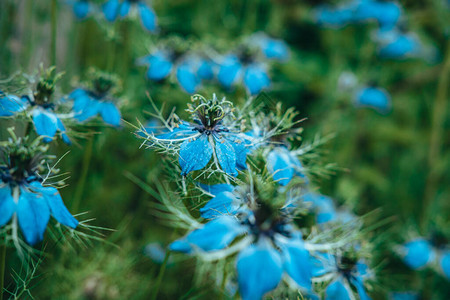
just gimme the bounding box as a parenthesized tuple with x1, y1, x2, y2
(237, 239, 283, 300)
(119, 1, 131, 17)
(267, 147, 295, 186)
(32, 109, 58, 143)
(262, 38, 289, 61)
(200, 191, 237, 219)
(16, 187, 50, 245)
(243, 64, 271, 95)
(0, 94, 28, 116)
(217, 55, 242, 89)
(441, 251, 450, 279)
(379, 35, 418, 59)
(100, 102, 121, 126)
(138, 2, 157, 32)
(197, 59, 214, 80)
(179, 134, 213, 176)
(146, 52, 173, 80)
(198, 183, 234, 195)
(281, 236, 312, 291)
(325, 278, 352, 300)
(402, 239, 433, 269)
(73, 1, 90, 19)
(176, 63, 200, 94)
(75, 98, 102, 122)
(310, 252, 335, 277)
(102, 0, 120, 22)
(70, 89, 92, 112)
(0, 185, 15, 227)
(214, 135, 237, 176)
(29, 182, 78, 229)
(170, 216, 245, 253)
(351, 276, 371, 300)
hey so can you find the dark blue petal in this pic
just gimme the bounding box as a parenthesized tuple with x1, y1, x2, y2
(351, 276, 371, 300)
(119, 1, 131, 17)
(217, 55, 242, 89)
(325, 278, 352, 300)
(32, 109, 58, 143)
(102, 0, 120, 22)
(198, 183, 234, 195)
(243, 64, 270, 95)
(170, 216, 245, 253)
(197, 59, 214, 80)
(200, 191, 237, 219)
(237, 239, 283, 300)
(267, 147, 295, 186)
(146, 52, 173, 80)
(281, 236, 312, 291)
(73, 1, 90, 19)
(214, 135, 237, 176)
(0, 94, 28, 116)
(29, 182, 78, 229)
(16, 187, 50, 245)
(402, 239, 433, 269)
(179, 134, 213, 176)
(355, 86, 391, 113)
(0, 185, 15, 226)
(100, 102, 121, 126)
(440, 251, 450, 279)
(176, 63, 200, 94)
(138, 2, 157, 32)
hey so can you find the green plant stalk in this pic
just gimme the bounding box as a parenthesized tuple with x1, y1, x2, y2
(72, 138, 94, 212)
(0, 243, 6, 300)
(50, 0, 57, 66)
(151, 251, 171, 300)
(422, 40, 450, 231)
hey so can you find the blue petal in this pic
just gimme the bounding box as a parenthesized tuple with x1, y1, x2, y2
(119, 1, 131, 17)
(29, 182, 78, 229)
(0, 94, 28, 116)
(440, 251, 450, 279)
(351, 276, 371, 300)
(379, 35, 418, 59)
(214, 135, 237, 176)
(138, 2, 157, 32)
(70, 89, 92, 112)
(262, 39, 289, 61)
(355, 86, 391, 113)
(102, 0, 120, 22)
(170, 216, 245, 253)
(237, 239, 283, 300)
(200, 191, 237, 219)
(402, 239, 434, 269)
(155, 121, 195, 140)
(243, 64, 270, 95)
(267, 147, 295, 186)
(315, 5, 353, 27)
(281, 236, 312, 291)
(179, 134, 213, 176)
(325, 278, 352, 300)
(146, 52, 173, 80)
(217, 55, 242, 89)
(56, 117, 71, 145)
(227, 134, 251, 171)
(16, 187, 50, 245)
(32, 109, 58, 143)
(176, 63, 200, 94)
(75, 98, 102, 122)
(198, 183, 234, 195)
(100, 102, 121, 126)
(0, 185, 15, 227)
(73, 1, 90, 19)
(197, 59, 214, 80)
(310, 252, 335, 277)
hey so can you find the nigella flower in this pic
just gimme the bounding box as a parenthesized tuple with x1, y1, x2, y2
(139, 94, 253, 177)
(354, 85, 391, 114)
(137, 50, 214, 94)
(0, 135, 78, 245)
(267, 146, 308, 186)
(312, 252, 371, 299)
(68, 71, 121, 127)
(102, 0, 157, 32)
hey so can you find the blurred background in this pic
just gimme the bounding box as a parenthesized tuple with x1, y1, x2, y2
(0, 0, 449, 299)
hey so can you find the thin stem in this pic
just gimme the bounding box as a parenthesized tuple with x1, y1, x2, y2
(151, 250, 171, 300)
(71, 138, 94, 212)
(0, 242, 6, 300)
(50, 0, 57, 66)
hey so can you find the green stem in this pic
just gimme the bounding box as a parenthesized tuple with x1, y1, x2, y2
(0, 243, 6, 300)
(151, 250, 171, 300)
(71, 138, 94, 212)
(421, 41, 450, 231)
(50, 0, 57, 66)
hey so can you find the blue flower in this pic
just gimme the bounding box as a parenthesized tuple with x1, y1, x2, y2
(354, 86, 391, 114)
(72, 0, 92, 20)
(141, 95, 253, 176)
(312, 253, 371, 300)
(31, 107, 71, 144)
(400, 238, 434, 269)
(267, 146, 308, 186)
(69, 88, 121, 127)
(374, 29, 430, 60)
(0, 151, 78, 245)
(103, 0, 157, 32)
(0, 91, 28, 117)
